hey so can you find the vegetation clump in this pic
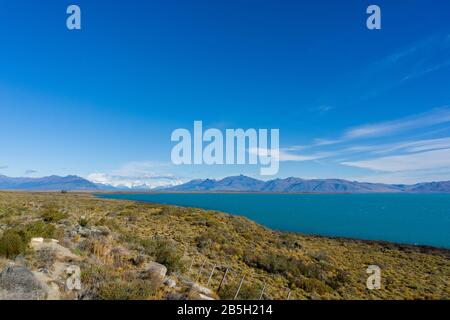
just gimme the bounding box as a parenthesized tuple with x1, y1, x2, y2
(0, 229, 27, 259)
(78, 217, 89, 227)
(0, 191, 449, 300)
(81, 265, 156, 300)
(142, 236, 185, 274)
(41, 204, 68, 222)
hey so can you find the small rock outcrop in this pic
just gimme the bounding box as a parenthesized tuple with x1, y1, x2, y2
(164, 278, 177, 288)
(141, 261, 167, 286)
(30, 238, 81, 263)
(65, 265, 82, 291)
(179, 278, 218, 300)
(0, 264, 48, 300)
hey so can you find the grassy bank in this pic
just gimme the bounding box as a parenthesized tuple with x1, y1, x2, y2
(0, 191, 449, 300)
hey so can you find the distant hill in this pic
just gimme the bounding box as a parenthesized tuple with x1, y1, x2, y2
(406, 181, 450, 193)
(1, 174, 449, 193)
(164, 175, 450, 193)
(0, 175, 100, 191)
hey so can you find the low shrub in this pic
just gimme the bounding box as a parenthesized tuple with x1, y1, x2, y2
(219, 281, 261, 300)
(141, 236, 185, 273)
(79, 217, 89, 227)
(22, 221, 63, 241)
(41, 205, 68, 222)
(81, 265, 156, 300)
(0, 229, 27, 259)
(0, 220, 63, 259)
(244, 252, 324, 280)
(33, 247, 57, 269)
(294, 277, 332, 295)
(326, 269, 350, 290)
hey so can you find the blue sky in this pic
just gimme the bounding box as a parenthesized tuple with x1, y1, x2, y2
(1, 0, 450, 187)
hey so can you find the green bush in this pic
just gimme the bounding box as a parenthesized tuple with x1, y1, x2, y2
(142, 236, 185, 273)
(294, 277, 332, 295)
(244, 252, 323, 280)
(79, 217, 89, 227)
(0, 219, 65, 259)
(22, 221, 63, 241)
(81, 265, 156, 300)
(0, 229, 27, 259)
(195, 235, 213, 251)
(219, 280, 261, 300)
(32, 247, 56, 269)
(41, 205, 67, 222)
(278, 233, 303, 250)
(326, 269, 350, 290)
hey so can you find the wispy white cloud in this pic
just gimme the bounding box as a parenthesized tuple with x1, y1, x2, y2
(309, 105, 334, 115)
(341, 148, 450, 173)
(402, 59, 450, 82)
(348, 33, 450, 102)
(283, 145, 306, 151)
(289, 107, 450, 153)
(283, 107, 450, 183)
(87, 161, 185, 189)
(343, 107, 450, 140)
(349, 168, 450, 185)
(340, 136, 450, 156)
(375, 35, 438, 66)
(248, 147, 328, 162)
(279, 150, 328, 162)
(313, 138, 344, 146)
(87, 172, 184, 189)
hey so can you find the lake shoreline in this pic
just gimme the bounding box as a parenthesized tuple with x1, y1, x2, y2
(94, 193, 450, 255)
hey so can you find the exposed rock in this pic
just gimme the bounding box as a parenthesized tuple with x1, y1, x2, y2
(181, 279, 216, 298)
(14, 254, 27, 266)
(33, 271, 60, 300)
(65, 265, 81, 291)
(31, 237, 44, 245)
(0, 264, 48, 300)
(190, 282, 215, 297)
(96, 226, 111, 236)
(107, 211, 118, 218)
(198, 293, 215, 300)
(30, 239, 81, 263)
(28, 240, 83, 300)
(164, 278, 177, 288)
(130, 254, 146, 267)
(76, 225, 110, 238)
(75, 226, 96, 238)
(141, 261, 167, 285)
(73, 224, 109, 238)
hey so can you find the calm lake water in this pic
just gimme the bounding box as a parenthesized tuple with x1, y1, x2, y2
(96, 193, 450, 249)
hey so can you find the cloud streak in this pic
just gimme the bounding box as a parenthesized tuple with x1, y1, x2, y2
(87, 161, 185, 189)
(283, 107, 450, 183)
(342, 148, 450, 173)
(248, 147, 328, 162)
(344, 107, 450, 140)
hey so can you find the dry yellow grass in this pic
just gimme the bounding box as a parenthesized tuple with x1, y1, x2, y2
(0, 191, 448, 300)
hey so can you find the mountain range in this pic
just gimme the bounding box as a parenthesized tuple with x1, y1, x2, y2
(163, 175, 450, 193)
(0, 175, 101, 191)
(1, 174, 450, 193)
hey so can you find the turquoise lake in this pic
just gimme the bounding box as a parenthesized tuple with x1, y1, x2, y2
(96, 193, 450, 249)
